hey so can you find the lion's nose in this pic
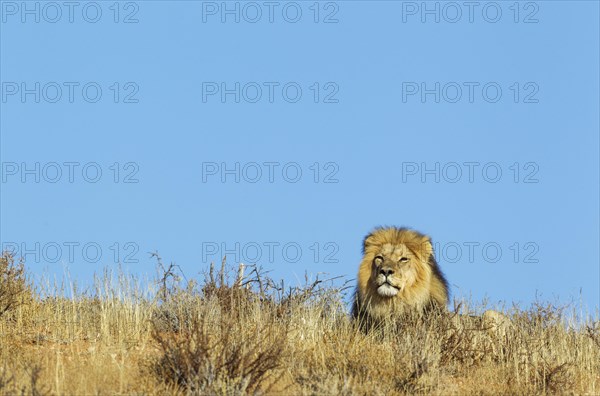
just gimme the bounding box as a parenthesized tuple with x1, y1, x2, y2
(379, 268, 394, 277)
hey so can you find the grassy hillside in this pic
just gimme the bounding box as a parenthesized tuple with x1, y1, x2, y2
(1, 252, 599, 395)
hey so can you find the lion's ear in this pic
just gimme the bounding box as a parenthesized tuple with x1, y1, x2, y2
(362, 231, 377, 254)
(417, 236, 434, 259)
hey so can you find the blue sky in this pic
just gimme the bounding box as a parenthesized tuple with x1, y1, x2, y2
(1, 1, 598, 313)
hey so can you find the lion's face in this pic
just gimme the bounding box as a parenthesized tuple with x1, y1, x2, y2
(354, 227, 449, 322)
(370, 243, 419, 298)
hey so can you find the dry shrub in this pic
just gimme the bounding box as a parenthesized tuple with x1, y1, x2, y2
(0, 252, 30, 320)
(150, 259, 289, 394)
(151, 311, 287, 395)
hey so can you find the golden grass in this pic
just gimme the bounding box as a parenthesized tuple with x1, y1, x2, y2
(1, 252, 599, 395)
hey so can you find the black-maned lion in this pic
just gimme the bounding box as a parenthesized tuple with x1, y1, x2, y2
(352, 226, 449, 327)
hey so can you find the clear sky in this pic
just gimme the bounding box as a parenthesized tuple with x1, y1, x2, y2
(1, 1, 598, 313)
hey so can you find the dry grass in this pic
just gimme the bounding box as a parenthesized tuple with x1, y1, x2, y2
(0, 252, 598, 395)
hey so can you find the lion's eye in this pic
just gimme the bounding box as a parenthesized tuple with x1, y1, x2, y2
(399, 257, 409, 263)
(373, 256, 384, 264)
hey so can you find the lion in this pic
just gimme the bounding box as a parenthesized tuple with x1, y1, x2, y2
(352, 226, 449, 326)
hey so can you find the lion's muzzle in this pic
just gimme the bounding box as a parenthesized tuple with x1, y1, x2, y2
(375, 267, 400, 297)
